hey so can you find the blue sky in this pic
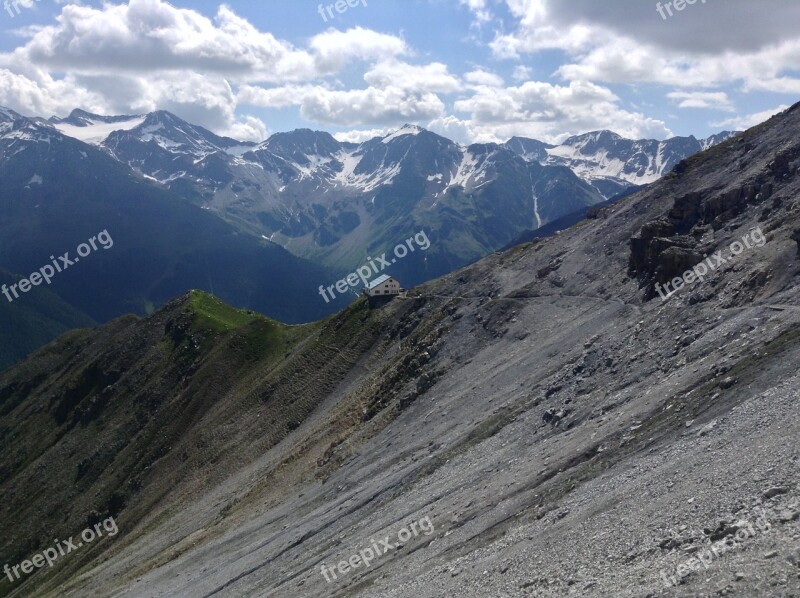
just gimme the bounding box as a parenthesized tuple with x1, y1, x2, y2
(0, 0, 798, 144)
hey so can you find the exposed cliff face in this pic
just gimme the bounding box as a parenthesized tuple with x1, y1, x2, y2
(2, 104, 800, 598)
(629, 116, 800, 300)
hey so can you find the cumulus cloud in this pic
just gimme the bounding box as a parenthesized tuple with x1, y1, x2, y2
(486, 0, 800, 57)
(239, 83, 445, 126)
(0, 68, 104, 117)
(300, 86, 445, 126)
(668, 91, 734, 112)
(711, 105, 791, 130)
(555, 38, 800, 90)
(482, 0, 800, 95)
(310, 27, 408, 73)
(0, 0, 794, 144)
(364, 60, 462, 93)
(11, 2, 314, 82)
(224, 115, 269, 143)
(459, 0, 492, 24)
(0, 0, 419, 138)
(452, 79, 671, 142)
(512, 65, 534, 81)
(464, 69, 504, 87)
(238, 57, 457, 127)
(333, 127, 392, 143)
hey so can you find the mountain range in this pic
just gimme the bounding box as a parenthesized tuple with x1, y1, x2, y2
(506, 128, 739, 198)
(0, 107, 352, 368)
(48, 108, 737, 278)
(0, 101, 796, 597)
(0, 105, 736, 370)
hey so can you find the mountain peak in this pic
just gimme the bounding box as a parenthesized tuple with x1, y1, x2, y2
(381, 124, 425, 144)
(562, 129, 625, 146)
(140, 110, 186, 128)
(0, 106, 23, 123)
(262, 128, 342, 160)
(50, 108, 144, 127)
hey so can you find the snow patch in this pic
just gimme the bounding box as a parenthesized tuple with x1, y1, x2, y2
(52, 116, 146, 145)
(382, 125, 422, 144)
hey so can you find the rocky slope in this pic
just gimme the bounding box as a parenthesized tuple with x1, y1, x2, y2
(2, 103, 799, 598)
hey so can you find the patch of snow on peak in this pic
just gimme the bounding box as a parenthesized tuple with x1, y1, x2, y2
(224, 145, 255, 157)
(445, 150, 479, 192)
(293, 154, 336, 180)
(545, 145, 649, 184)
(382, 125, 422, 144)
(333, 149, 402, 192)
(53, 115, 147, 145)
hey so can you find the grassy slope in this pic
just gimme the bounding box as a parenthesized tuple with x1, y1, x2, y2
(0, 290, 406, 597)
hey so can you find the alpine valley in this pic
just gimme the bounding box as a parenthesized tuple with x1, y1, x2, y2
(50, 108, 737, 282)
(1, 101, 797, 598)
(0, 105, 735, 369)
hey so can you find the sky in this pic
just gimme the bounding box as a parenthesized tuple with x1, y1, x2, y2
(0, 0, 798, 145)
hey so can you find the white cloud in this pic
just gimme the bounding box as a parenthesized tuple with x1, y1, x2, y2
(364, 60, 462, 93)
(0, 0, 793, 146)
(333, 127, 391, 143)
(238, 84, 327, 109)
(452, 79, 671, 142)
(300, 86, 445, 126)
(668, 91, 734, 112)
(459, 0, 492, 24)
(711, 105, 790, 130)
(487, 0, 800, 94)
(240, 83, 445, 127)
(1, 3, 408, 86)
(503, 0, 800, 55)
(224, 115, 269, 143)
(464, 69, 504, 87)
(0, 0, 419, 139)
(427, 115, 475, 145)
(310, 27, 408, 74)
(0, 68, 104, 117)
(555, 37, 800, 90)
(9, 2, 316, 83)
(512, 65, 533, 81)
(744, 77, 800, 95)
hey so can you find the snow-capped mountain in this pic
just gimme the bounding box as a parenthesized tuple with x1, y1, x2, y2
(49, 109, 146, 144)
(237, 124, 603, 280)
(1, 106, 56, 145)
(0, 108, 344, 326)
(44, 110, 602, 279)
(35, 107, 736, 283)
(505, 129, 740, 198)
